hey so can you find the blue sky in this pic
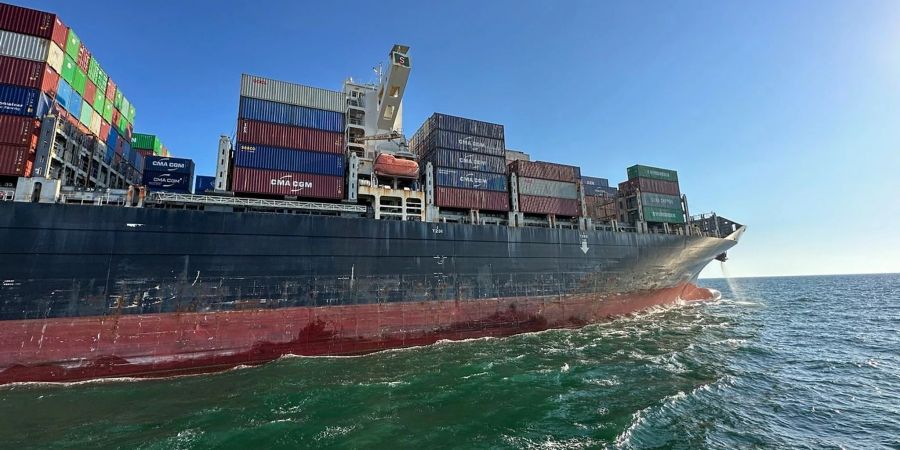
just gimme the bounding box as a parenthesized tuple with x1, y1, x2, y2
(22, 0, 900, 277)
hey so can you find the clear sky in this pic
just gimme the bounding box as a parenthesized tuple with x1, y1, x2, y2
(21, 0, 900, 278)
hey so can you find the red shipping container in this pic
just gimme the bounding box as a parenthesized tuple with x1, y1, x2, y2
(518, 195, 580, 216)
(232, 167, 344, 199)
(111, 107, 120, 126)
(0, 144, 33, 176)
(83, 79, 96, 106)
(0, 58, 60, 100)
(0, 114, 37, 146)
(236, 119, 344, 155)
(508, 160, 580, 183)
(76, 43, 90, 72)
(99, 120, 110, 141)
(618, 178, 680, 197)
(0, 3, 64, 42)
(435, 186, 510, 212)
(105, 78, 116, 100)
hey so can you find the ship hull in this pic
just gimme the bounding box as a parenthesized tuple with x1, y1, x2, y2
(0, 203, 735, 384)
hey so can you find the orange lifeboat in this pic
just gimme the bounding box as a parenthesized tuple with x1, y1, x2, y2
(373, 153, 419, 179)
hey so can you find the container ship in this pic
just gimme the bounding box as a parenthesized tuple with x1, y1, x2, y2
(0, 3, 744, 384)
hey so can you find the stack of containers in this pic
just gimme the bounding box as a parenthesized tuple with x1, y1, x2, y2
(508, 160, 581, 216)
(0, 3, 137, 178)
(582, 176, 618, 220)
(141, 155, 193, 193)
(410, 113, 509, 212)
(233, 74, 346, 199)
(619, 164, 683, 224)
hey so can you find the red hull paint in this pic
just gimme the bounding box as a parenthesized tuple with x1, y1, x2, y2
(0, 283, 716, 385)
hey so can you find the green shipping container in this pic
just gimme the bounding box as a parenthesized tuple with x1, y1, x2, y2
(61, 56, 76, 84)
(72, 68, 87, 95)
(127, 104, 136, 123)
(102, 100, 113, 122)
(79, 100, 92, 126)
(642, 206, 685, 224)
(132, 133, 162, 153)
(92, 88, 105, 112)
(117, 115, 128, 135)
(114, 90, 123, 109)
(640, 192, 682, 210)
(121, 97, 131, 124)
(87, 57, 101, 84)
(96, 70, 108, 96)
(627, 164, 679, 182)
(64, 28, 80, 59)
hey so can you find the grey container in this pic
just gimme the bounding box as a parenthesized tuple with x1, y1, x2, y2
(0, 29, 48, 62)
(640, 192, 682, 210)
(517, 177, 578, 199)
(240, 74, 345, 113)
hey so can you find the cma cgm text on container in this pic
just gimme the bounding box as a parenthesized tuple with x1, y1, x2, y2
(231, 167, 344, 199)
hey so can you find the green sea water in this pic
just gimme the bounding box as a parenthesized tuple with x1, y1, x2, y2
(1, 274, 898, 449)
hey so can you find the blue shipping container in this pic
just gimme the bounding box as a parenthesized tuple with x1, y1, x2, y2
(581, 176, 611, 196)
(428, 113, 505, 140)
(67, 89, 82, 119)
(142, 169, 192, 193)
(0, 84, 50, 117)
(421, 147, 507, 174)
(435, 167, 508, 192)
(423, 130, 506, 157)
(234, 143, 345, 176)
(144, 155, 195, 176)
(238, 96, 344, 133)
(56, 79, 74, 111)
(103, 142, 114, 163)
(106, 128, 118, 153)
(194, 175, 215, 194)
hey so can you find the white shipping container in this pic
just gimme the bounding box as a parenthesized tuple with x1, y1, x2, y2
(240, 74, 344, 113)
(0, 29, 49, 62)
(89, 109, 102, 136)
(518, 177, 578, 199)
(46, 42, 63, 73)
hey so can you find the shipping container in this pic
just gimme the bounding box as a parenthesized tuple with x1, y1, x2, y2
(0, 143, 31, 176)
(0, 55, 45, 89)
(234, 143, 345, 177)
(142, 169, 192, 193)
(83, 78, 95, 106)
(101, 97, 112, 121)
(66, 88, 81, 118)
(236, 119, 344, 154)
(75, 42, 89, 72)
(78, 99, 91, 125)
(238, 96, 344, 133)
(518, 195, 580, 217)
(194, 175, 215, 194)
(63, 27, 78, 58)
(55, 77, 72, 110)
(144, 155, 194, 175)
(132, 133, 162, 152)
(71, 66, 85, 95)
(434, 186, 510, 212)
(105, 127, 118, 151)
(0, 3, 64, 42)
(584, 195, 618, 220)
(517, 177, 578, 199)
(423, 113, 504, 140)
(231, 167, 344, 199)
(581, 176, 610, 196)
(91, 84, 104, 111)
(642, 206, 685, 224)
(0, 28, 49, 63)
(420, 147, 507, 174)
(627, 164, 679, 182)
(240, 74, 345, 113)
(46, 42, 62, 72)
(639, 192, 682, 211)
(508, 159, 580, 183)
(104, 77, 114, 100)
(60, 54, 74, 83)
(88, 109, 101, 136)
(103, 138, 114, 163)
(99, 119, 109, 141)
(435, 167, 508, 192)
(618, 178, 680, 197)
(0, 84, 49, 117)
(0, 114, 35, 146)
(416, 129, 505, 157)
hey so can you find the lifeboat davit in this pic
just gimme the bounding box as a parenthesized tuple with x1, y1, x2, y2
(374, 153, 419, 178)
